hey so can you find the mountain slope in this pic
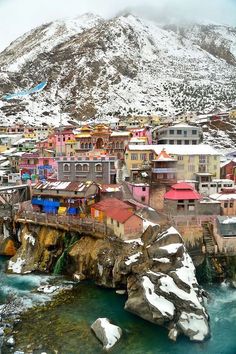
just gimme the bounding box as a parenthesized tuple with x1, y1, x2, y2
(0, 14, 236, 127)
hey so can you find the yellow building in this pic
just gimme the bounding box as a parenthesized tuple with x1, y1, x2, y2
(125, 144, 220, 180)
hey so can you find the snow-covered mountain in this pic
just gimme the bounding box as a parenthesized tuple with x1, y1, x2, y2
(0, 13, 236, 126)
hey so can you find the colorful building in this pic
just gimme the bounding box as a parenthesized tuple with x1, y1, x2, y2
(151, 149, 177, 185)
(210, 188, 236, 216)
(125, 144, 220, 181)
(164, 182, 201, 215)
(127, 182, 150, 205)
(32, 181, 99, 215)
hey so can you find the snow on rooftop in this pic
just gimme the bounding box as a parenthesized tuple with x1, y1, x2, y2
(128, 144, 220, 156)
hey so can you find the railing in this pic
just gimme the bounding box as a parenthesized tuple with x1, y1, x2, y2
(152, 168, 176, 173)
(16, 210, 113, 237)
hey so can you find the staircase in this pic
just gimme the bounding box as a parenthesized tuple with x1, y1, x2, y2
(202, 222, 216, 254)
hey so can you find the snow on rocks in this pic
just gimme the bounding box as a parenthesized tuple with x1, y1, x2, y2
(24, 233, 35, 246)
(159, 243, 183, 254)
(37, 285, 59, 294)
(8, 257, 28, 274)
(125, 225, 210, 342)
(125, 252, 142, 266)
(91, 318, 122, 350)
(142, 276, 175, 319)
(177, 312, 209, 341)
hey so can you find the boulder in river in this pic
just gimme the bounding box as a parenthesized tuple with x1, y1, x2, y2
(91, 318, 122, 350)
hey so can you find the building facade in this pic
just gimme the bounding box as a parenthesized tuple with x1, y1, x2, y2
(156, 123, 202, 145)
(125, 144, 220, 181)
(57, 156, 117, 184)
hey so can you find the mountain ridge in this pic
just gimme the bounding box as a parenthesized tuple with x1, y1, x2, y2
(0, 13, 236, 127)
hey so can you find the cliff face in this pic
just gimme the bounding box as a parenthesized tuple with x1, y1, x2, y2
(7, 221, 210, 342)
(7, 224, 65, 273)
(0, 218, 17, 257)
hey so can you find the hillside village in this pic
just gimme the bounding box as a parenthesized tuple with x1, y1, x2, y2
(1, 110, 236, 260)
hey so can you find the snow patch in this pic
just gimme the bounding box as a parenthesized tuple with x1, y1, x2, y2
(125, 252, 142, 266)
(142, 276, 175, 318)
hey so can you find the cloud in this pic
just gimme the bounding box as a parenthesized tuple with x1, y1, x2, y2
(0, 0, 235, 51)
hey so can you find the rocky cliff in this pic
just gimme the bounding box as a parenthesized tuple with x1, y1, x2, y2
(68, 225, 210, 341)
(5, 222, 210, 342)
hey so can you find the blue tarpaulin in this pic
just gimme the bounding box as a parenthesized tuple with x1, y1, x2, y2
(3, 81, 47, 100)
(67, 207, 77, 215)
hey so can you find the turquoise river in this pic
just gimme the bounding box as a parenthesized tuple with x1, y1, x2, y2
(0, 256, 236, 354)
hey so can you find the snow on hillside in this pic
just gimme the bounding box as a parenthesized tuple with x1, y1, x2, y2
(0, 13, 236, 129)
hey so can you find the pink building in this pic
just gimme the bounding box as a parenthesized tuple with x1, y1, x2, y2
(129, 127, 152, 144)
(54, 126, 75, 156)
(127, 182, 150, 205)
(37, 157, 58, 181)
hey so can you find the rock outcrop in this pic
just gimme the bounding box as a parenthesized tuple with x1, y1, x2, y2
(68, 225, 210, 342)
(91, 318, 122, 350)
(7, 224, 65, 273)
(8, 221, 210, 342)
(0, 218, 17, 257)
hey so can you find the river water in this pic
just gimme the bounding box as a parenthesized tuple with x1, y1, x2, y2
(0, 256, 236, 354)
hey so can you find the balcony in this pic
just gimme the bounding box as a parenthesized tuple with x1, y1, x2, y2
(152, 168, 176, 173)
(19, 164, 37, 169)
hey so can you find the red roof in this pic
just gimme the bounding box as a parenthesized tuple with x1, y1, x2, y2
(164, 182, 201, 200)
(106, 208, 135, 223)
(92, 198, 132, 212)
(171, 182, 194, 190)
(155, 149, 176, 162)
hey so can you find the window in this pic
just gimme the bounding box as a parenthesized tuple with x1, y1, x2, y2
(230, 202, 233, 208)
(188, 165, 195, 172)
(184, 140, 189, 145)
(111, 218, 113, 224)
(178, 156, 183, 160)
(63, 136, 65, 142)
(131, 153, 138, 160)
(199, 155, 206, 163)
(177, 140, 182, 145)
(116, 142, 119, 149)
(95, 163, 102, 172)
(141, 196, 146, 202)
(192, 140, 197, 145)
(177, 130, 182, 135)
(201, 184, 208, 187)
(75, 163, 82, 172)
(169, 140, 174, 144)
(140, 153, 147, 160)
(63, 163, 70, 172)
(120, 142, 124, 149)
(149, 153, 154, 161)
(192, 130, 197, 135)
(82, 164, 89, 172)
(142, 187, 146, 191)
(224, 202, 228, 208)
(117, 221, 120, 227)
(169, 129, 174, 135)
(85, 143, 88, 149)
(81, 143, 84, 149)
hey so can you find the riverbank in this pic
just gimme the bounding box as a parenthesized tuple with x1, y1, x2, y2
(3, 280, 236, 354)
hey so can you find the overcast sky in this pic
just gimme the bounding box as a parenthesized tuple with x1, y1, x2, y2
(0, 0, 235, 51)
